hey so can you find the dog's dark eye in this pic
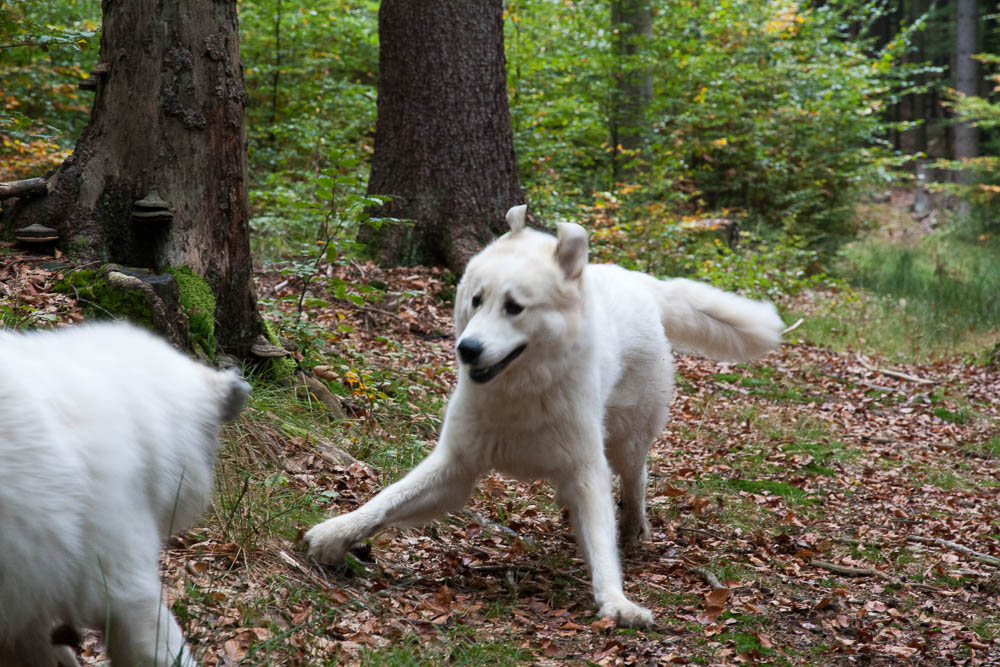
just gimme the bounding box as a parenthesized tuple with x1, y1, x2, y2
(504, 299, 524, 316)
(471, 294, 482, 308)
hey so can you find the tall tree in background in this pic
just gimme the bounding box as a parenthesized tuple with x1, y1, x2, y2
(610, 0, 653, 183)
(3, 0, 261, 355)
(361, 0, 522, 273)
(954, 0, 979, 166)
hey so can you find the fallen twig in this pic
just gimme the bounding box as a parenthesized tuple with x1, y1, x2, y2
(678, 526, 726, 541)
(810, 559, 938, 592)
(953, 568, 989, 578)
(858, 380, 906, 394)
(0, 176, 47, 199)
(855, 353, 936, 385)
(810, 559, 888, 578)
(275, 548, 338, 590)
(782, 317, 804, 335)
(461, 509, 536, 548)
(906, 536, 1000, 568)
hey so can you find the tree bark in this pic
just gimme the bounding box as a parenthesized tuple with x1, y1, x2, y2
(360, 0, 523, 273)
(610, 0, 653, 183)
(899, 0, 929, 155)
(953, 0, 979, 164)
(2, 0, 261, 357)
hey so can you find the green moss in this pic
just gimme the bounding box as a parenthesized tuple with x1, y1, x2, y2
(165, 265, 216, 357)
(261, 318, 297, 379)
(66, 234, 95, 259)
(53, 269, 154, 326)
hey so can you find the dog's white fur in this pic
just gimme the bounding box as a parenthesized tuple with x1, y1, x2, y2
(0, 322, 250, 666)
(306, 206, 784, 627)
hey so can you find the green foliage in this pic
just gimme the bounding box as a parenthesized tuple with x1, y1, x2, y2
(9, 0, 931, 271)
(0, 0, 99, 179)
(258, 147, 404, 361)
(584, 192, 833, 297)
(0, 301, 58, 328)
(238, 0, 378, 256)
(648, 0, 924, 245)
(164, 265, 217, 357)
(932, 406, 971, 425)
(506, 0, 615, 219)
(690, 233, 831, 301)
(839, 221, 1000, 329)
(507, 0, 927, 252)
(934, 53, 1000, 224)
(790, 218, 1000, 364)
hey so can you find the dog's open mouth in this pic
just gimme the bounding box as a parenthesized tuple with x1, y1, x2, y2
(469, 344, 527, 384)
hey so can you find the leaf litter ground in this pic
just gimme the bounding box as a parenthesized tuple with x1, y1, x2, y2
(2, 250, 999, 665)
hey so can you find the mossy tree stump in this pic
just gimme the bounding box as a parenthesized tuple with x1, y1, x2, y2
(54, 266, 188, 349)
(1, 0, 262, 357)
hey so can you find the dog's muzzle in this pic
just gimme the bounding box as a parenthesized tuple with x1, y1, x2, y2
(468, 344, 527, 384)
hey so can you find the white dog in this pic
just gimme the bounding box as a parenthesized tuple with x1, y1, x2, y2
(0, 322, 250, 666)
(306, 206, 783, 627)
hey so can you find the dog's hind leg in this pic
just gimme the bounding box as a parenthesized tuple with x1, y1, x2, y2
(605, 375, 671, 553)
(615, 446, 652, 552)
(610, 427, 668, 552)
(105, 588, 196, 667)
(1, 627, 81, 667)
(604, 417, 653, 552)
(557, 453, 654, 629)
(306, 448, 479, 565)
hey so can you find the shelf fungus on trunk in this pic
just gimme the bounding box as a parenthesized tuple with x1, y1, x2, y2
(131, 192, 174, 225)
(78, 62, 110, 92)
(14, 223, 59, 247)
(249, 335, 291, 358)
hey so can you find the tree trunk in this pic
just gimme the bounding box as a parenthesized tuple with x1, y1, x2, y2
(610, 0, 653, 183)
(899, 0, 929, 155)
(954, 0, 979, 164)
(3, 0, 260, 357)
(360, 0, 523, 273)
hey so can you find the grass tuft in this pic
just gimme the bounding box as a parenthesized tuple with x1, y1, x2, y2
(791, 220, 1000, 363)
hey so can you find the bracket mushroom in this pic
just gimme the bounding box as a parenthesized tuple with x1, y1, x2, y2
(131, 191, 174, 225)
(14, 223, 59, 246)
(79, 62, 109, 92)
(250, 335, 291, 358)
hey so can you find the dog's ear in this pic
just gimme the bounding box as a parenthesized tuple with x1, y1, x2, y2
(506, 205, 527, 234)
(555, 222, 588, 281)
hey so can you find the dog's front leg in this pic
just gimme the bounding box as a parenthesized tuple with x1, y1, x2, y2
(306, 447, 478, 564)
(559, 457, 655, 629)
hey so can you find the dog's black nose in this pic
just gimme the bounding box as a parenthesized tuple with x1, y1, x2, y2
(457, 339, 483, 364)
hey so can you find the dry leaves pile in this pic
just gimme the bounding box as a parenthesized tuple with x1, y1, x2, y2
(0, 249, 83, 325)
(2, 251, 998, 665)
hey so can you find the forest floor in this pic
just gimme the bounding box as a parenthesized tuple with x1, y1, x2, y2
(1, 250, 999, 666)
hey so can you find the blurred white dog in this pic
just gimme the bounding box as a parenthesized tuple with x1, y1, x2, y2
(0, 322, 250, 666)
(306, 206, 783, 628)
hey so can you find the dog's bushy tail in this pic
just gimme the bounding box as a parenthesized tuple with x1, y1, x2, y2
(652, 277, 784, 361)
(218, 369, 251, 423)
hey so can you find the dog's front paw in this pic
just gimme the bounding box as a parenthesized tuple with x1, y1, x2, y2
(304, 516, 357, 564)
(598, 599, 655, 629)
